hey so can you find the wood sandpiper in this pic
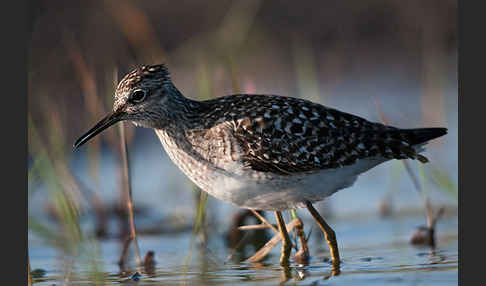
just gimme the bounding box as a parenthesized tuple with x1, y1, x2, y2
(74, 64, 447, 267)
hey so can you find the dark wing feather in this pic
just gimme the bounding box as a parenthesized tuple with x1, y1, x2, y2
(201, 94, 444, 175)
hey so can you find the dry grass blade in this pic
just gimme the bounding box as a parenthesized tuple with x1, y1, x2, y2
(194, 188, 209, 244)
(246, 218, 301, 263)
(224, 231, 252, 263)
(238, 224, 277, 231)
(119, 122, 142, 272)
(28, 258, 33, 286)
(250, 210, 278, 233)
(403, 160, 425, 198)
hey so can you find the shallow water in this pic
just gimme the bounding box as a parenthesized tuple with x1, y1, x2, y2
(29, 210, 458, 285)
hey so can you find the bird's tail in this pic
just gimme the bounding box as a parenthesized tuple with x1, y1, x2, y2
(398, 127, 448, 146)
(387, 127, 447, 163)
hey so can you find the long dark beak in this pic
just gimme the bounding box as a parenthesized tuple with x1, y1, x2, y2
(73, 110, 124, 150)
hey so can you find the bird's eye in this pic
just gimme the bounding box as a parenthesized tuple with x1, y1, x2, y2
(131, 89, 147, 103)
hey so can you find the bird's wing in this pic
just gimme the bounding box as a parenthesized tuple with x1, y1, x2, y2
(209, 94, 424, 175)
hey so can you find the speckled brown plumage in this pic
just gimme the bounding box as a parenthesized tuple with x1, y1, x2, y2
(187, 93, 439, 175)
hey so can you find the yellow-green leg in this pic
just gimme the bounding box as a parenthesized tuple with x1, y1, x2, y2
(274, 211, 292, 266)
(305, 201, 341, 267)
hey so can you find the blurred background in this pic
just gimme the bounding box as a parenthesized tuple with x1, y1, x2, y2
(28, 0, 457, 284)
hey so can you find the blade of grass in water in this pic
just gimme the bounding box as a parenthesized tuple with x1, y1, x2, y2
(29, 99, 106, 283)
(82, 238, 106, 286)
(427, 163, 458, 201)
(183, 188, 208, 283)
(28, 258, 32, 286)
(119, 112, 143, 272)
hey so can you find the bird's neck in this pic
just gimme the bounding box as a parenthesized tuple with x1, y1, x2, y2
(154, 87, 210, 161)
(160, 85, 209, 131)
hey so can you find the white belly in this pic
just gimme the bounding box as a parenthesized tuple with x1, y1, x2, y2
(155, 129, 388, 211)
(198, 157, 387, 211)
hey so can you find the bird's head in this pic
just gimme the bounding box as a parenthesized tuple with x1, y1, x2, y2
(74, 64, 181, 150)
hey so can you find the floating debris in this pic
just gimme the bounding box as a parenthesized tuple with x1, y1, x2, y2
(30, 268, 46, 278)
(143, 251, 156, 274)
